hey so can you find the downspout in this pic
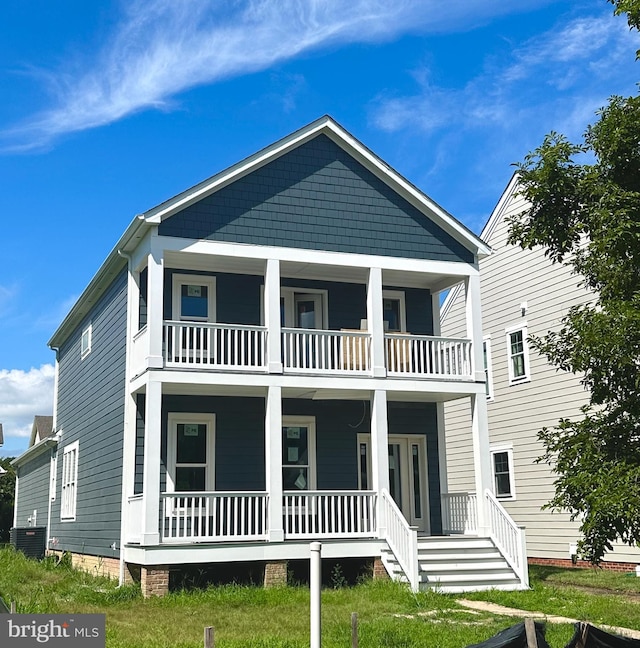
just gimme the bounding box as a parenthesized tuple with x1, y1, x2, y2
(47, 347, 60, 551)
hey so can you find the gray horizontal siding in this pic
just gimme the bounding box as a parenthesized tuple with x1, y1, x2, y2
(49, 268, 127, 557)
(159, 135, 473, 264)
(15, 450, 51, 529)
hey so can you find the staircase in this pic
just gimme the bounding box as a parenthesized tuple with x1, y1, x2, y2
(381, 535, 525, 593)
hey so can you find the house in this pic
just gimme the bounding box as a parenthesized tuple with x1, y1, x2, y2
(0, 424, 4, 475)
(441, 174, 640, 570)
(12, 116, 529, 596)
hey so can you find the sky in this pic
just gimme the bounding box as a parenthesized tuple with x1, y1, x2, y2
(0, 0, 638, 457)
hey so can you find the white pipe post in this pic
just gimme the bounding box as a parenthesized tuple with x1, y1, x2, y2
(310, 541, 322, 648)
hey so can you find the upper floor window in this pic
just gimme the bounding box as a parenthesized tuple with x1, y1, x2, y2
(483, 336, 494, 400)
(172, 274, 216, 322)
(382, 290, 406, 332)
(505, 324, 530, 384)
(81, 324, 92, 359)
(61, 441, 79, 520)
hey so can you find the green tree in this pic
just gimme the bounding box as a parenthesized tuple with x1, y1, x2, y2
(0, 458, 16, 543)
(507, 80, 640, 560)
(506, 0, 640, 565)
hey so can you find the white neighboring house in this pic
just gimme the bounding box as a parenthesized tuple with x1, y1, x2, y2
(441, 174, 640, 568)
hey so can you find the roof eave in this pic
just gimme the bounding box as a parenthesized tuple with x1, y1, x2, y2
(12, 437, 58, 468)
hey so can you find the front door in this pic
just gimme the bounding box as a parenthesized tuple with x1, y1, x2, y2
(358, 434, 429, 533)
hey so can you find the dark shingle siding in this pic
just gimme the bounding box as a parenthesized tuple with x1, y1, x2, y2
(159, 135, 473, 264)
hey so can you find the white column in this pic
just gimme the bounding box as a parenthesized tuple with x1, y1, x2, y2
(370, 390, 389, 536)
(264, 259, 283, 373)
(471, 393, 492, 534)
(432, 292, 449, 501)
(367, 268, 386, 377)
(265, 386, 284, 541)
(310, 541, 322, 648)
(146, 235, 164, 370)
(141, 379, 162, 545)
(465, 274, 485, 383)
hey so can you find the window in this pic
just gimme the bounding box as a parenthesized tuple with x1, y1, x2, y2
(138, 267, 148, 330)
(506, 324, 530, 384)
(382, 290, 406, 332)
(167, 413, 215, 492)
(282, 417, 316, 491)
(172, 274, 216, 322)
(81, 325, 92, 358)
(483, 336, 494, 400)
(61, 441, 79, 520)
(490, 445, 515, 500)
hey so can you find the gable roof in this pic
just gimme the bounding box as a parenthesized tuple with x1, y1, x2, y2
(440, 172, 520, 321)
(50, 115, 490, 348)
(29, 416, 54, 448)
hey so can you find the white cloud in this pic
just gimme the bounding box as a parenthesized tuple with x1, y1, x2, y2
(1, 0, 553, 151)
(0, 365, 54, 441)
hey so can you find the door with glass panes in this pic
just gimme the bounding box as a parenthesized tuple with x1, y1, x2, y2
(358, 434, 429, 533)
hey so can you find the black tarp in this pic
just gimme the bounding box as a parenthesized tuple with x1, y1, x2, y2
(466, 621, 552, 648)
(565, 624, 640, 648)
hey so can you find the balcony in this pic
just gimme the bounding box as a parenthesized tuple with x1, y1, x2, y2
(156, 321, 472, 380)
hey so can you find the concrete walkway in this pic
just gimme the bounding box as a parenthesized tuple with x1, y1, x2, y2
(457, 599, 640, 640)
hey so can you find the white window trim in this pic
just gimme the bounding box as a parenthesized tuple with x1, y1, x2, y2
(483, 335, 494, 401)
(166, 413, 216, 493)
(282, 415, 317, 490)
(490, 443, 516, 501)
(61, 441, 79, 521)
(505, 322, 530, 385)
(81, 324, 92, 359)
(382, 289, 407, 332)
(171, 273, 217, 322)
(278, 287, 328, 329)
(357, 433, 373, 491)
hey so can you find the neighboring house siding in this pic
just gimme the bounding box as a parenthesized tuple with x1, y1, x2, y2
(49, 269, 127, 556)
(155, 396, 441, 533)
(15, 451, 51, 529)
(158, 135, 473, 264)
(442, 182, 640, 564)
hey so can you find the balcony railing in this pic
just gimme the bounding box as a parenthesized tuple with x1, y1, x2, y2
(441, 492, 478, 534)
(385, 334, 472, 379)
(161, 492, 269, 543)
(282, 328, 371, 374)
(283, 490, 377, 538)
(158, 321, 472, 380)
(164, 321, 267, 370)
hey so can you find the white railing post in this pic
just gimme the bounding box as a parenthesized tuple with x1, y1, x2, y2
(141, 378, 161, 545)
(146, 239, 164, 369)
(266, 386, 284, 542)
(310, 542, 322, 648)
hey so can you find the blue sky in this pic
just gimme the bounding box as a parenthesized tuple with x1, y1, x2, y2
(0, 0, 637, 456)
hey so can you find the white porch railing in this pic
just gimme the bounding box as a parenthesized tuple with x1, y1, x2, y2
(164, 321, 267, 370)
(161, 492, 269, 543)
(385, 334, 472, 379)
(126, 494, 144, 544)
(485, 489, 529, 588)
(283, 491, 377, 538)
(441, 492, 478, 534)
(282, 329, 371, 373)
(380, 489, 419, 592)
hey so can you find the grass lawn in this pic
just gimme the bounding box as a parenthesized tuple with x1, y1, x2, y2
(1, 548, 640, 648)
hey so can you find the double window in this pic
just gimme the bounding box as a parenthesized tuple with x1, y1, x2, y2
(61, 441, 79, 520)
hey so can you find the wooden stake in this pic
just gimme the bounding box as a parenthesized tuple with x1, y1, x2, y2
(204, 626, 214, 648)
(10, 601, 16, 614)
(351, 612, 358, 648)
(524, 618, 538, 648)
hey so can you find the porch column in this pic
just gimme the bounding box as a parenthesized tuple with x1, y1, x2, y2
(141, 379, 162, 545)
(432, 291, 449, 502)
(367, 267, 386, 377)
(370, 390, 390, 535)
(264, 259, 283, 373)
(471, 393, 492, 534)
(146, 234, 164, 369)
(464, 274, 485, 383)
(265, 385, 284, 541)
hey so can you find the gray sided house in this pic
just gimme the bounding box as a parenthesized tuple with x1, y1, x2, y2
(441, 174, 640, 569)
(13, 117, 528, 596)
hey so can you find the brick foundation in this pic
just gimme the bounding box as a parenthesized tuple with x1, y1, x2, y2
(47, 550, 137, 584)
(141, 565, 170, 597)
(528, 557, 639, 572)
(263, 561, 288, 587)
(373, 557, 390, 580)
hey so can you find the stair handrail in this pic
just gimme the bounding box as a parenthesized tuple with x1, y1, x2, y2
(380, 489, 419, 592)
(484, 489, 529, 588)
